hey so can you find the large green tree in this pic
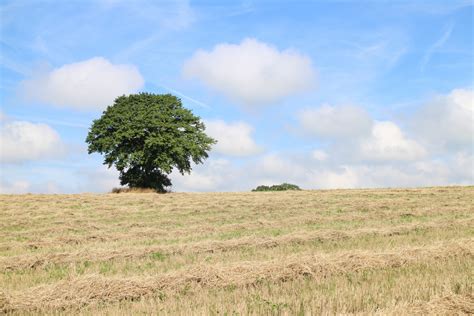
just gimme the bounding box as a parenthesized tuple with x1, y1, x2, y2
(86, 93, 216, 192)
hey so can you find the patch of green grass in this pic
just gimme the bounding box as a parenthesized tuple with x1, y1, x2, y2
(149, 251, 166, 261)
(99, 261, 114, 274)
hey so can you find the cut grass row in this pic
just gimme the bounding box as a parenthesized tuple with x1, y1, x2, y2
(3, 239, 473, 313)
(2, 217, 472, 275)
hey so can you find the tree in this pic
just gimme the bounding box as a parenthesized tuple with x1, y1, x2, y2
(86, 93, 216, 192)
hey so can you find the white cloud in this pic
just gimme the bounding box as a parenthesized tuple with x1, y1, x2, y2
(183, 38, 315, 106)
(311, 167, 360, 189)
(449, 151, 474, 184)
(78, 166, 121, 193)
(297, 104, 373, 139)
(204, 119, 262, 156)
(21, 57, 144, 110)
(296, 104, 427, 162)
(413, 88, 474, 151)
(256, 154, 358, 189)
(360, 121, 427, 161)
(0, 120, 65, 163)
(260, 154, 307, 179)
(312, 149, 328, 161)
(171, 159, 233, 192)
(0, 163, 123, 194)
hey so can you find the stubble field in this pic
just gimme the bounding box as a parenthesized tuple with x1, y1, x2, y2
(0, 186, 473, 315)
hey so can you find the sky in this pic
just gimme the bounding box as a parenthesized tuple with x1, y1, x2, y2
(0, 0, 473, 193)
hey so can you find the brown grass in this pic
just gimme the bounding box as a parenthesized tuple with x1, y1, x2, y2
(2, 218, 472, 272)
(1, 186, 473, 314)
(381, 293, 474, 315)
(3, 239, 472, 313)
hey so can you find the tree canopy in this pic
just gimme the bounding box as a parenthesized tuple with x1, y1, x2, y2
(86, 93, 216, 192)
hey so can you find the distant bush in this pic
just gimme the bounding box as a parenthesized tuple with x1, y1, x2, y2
(252, 183, 301, 192)
(111, 187, 161, 194)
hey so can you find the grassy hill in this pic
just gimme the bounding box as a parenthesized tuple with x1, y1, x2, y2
(1, 187, 473, 314)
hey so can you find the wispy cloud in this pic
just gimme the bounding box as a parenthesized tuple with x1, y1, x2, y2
(150, 82, 211, 110)
(8, 115, 89, 129)
(394, 0, 473, 15)
(420, 23, 454, 72)
(0, 58, 29, 76)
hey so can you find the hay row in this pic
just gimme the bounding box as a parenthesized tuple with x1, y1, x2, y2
(2, 218, 472, 272)
(3, 238, 473, 313)
(379, 293, 474, 315)
(0, 207, 436, 245)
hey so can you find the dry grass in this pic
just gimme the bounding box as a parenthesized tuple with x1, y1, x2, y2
(1, 186, 473, 314)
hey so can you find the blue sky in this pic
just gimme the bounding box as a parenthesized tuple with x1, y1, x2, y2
(1, 0, 473, 193)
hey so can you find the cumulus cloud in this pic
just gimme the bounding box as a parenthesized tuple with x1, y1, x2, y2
(312, 149, 328, 161)
(296, 104, 427, 162)
(204, 119, 262, 156)
(450, 151, 474, 183)
(256, 154, 356, 189)
(312, 167, 360, 189)
(21, 57, 144, 110)
(412, 88, 473, 151)
(298, 105, 373, 139)
(260, 154, 307, 179)
(77, 166, 121, 193)
(171, 159, 234, 192)
(360, 121, 427, 161)
(183, 38, 315, 106)
(0, 120, 65, 163)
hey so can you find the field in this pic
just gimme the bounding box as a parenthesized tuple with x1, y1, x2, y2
(1, 186, 473, 315)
